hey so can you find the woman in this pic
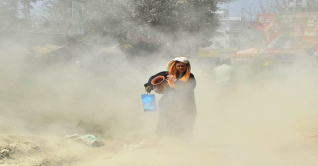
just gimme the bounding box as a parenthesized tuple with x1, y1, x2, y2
(144, 57, 197, 143)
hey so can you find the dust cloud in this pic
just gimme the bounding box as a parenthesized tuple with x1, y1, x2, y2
(1, 1, 318, 163)
(1, 35, 318, 165)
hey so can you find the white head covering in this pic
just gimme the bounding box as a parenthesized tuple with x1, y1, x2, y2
(166, 56, 191, 71)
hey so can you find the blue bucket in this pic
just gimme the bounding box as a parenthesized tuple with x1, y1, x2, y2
(141, 94, 156, 111)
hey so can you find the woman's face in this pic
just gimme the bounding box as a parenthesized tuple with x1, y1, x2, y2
(176, 62, 187, 73)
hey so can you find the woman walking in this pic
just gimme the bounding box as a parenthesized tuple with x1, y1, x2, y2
(144, 57, 197, 143)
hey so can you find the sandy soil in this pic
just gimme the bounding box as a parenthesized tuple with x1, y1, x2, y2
(2, 73, 318, 166)
(1, 46, 318, 166)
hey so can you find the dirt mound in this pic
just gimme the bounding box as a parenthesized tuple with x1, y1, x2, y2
(0, 134, 62, 166)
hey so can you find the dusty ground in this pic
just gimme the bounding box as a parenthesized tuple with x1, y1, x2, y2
(1, 46, 318, 165)
(1, 72, 318, 166)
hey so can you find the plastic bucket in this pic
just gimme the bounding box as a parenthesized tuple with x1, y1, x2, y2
(141, 94, 156, 111)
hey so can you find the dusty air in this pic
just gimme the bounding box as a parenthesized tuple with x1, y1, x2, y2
(0, 0, 318, 165)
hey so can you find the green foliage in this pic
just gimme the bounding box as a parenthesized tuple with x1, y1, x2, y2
(133, 0, 217, 35)
(40, 0, 233, 54)
(40, 0, 73, 33)
(0, 0, 19, 30)
(20, 0, 41, 19)
(127, 0, 232, 52)
(0, 0, 42, 30)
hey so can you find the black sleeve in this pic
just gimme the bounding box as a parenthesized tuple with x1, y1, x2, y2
(188, 73, 196, 89)
(174, 73, 196, 90)
(144, 71, 169, 90)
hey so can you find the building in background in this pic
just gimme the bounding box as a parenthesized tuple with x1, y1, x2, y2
(209, 9, 244, 49)
(286, 0, 318, 12)
(198, 9, 250, 58)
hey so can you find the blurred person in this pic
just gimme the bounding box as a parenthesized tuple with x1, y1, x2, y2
(212, 58, 235, 111)
(290, 24, 306, 48)
(144, 57, 197, 144)
(304, 24, 316, 36)
(263, 21, 292, 49)
(303, 24, 316, 44)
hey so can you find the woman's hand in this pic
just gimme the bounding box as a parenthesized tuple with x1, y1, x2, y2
(145, 86, 152, 93)
(167, 75, 176, 82)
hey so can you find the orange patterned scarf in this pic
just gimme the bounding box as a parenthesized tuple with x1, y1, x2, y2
(167, 61, 191, 88)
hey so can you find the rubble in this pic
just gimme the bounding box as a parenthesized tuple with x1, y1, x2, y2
(0, 148, 10, 159)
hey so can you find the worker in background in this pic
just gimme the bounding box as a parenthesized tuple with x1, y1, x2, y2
(212, 58, 235, 111)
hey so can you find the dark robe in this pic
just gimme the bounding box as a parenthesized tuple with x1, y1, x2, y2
(144, 71, 197, 138)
